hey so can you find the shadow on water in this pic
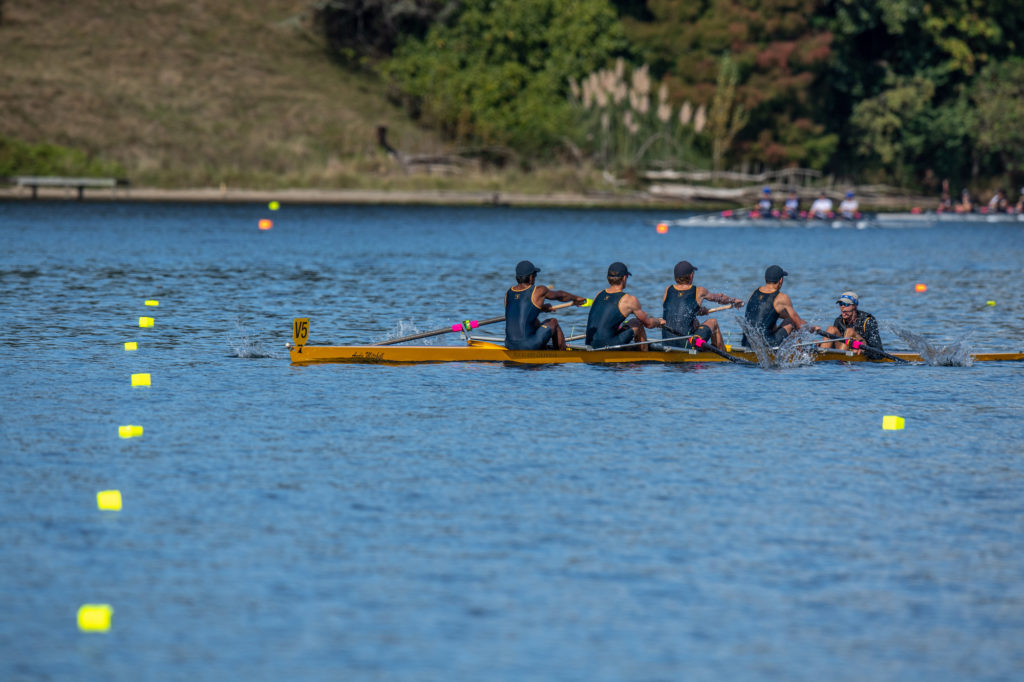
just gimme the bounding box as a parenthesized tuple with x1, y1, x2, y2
(887, 325, 975, 366)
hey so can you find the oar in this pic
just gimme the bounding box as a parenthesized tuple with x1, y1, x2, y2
(662, 325, 757, 365)
(810, 329, 907, 363)
(372, 299, 591, 346)
(587, 334, 697, 351)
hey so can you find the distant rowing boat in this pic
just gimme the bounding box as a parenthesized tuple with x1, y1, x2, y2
(659, 211, 1024, 229)
(288, 340, 1024, 366)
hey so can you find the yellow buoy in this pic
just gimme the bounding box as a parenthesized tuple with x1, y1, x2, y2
(144, 300, 159, 307)
(118, 425, 144, 438)
(77, 604, 113, 632)
(124, 342, 138, 351)
(882, 415, 905, 430)
(139, 317, 154, 328)
(986, 300, 996, 306)
(97, 490, 122, 511)
(130, 373, 151, 387)
(269, 200, 280, 211)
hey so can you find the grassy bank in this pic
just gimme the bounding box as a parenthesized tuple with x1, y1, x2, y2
(0, 1, 941, 209)
(2, 1, 564, 190)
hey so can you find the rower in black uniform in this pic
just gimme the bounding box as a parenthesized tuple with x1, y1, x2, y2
(586, 262, 665, 350)
(661, 260, 743, 349)
(504, 260, 586, 350)
(741, 265, 817, 347)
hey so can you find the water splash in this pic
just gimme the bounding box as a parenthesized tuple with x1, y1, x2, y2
(773, 327, 820, 367)
(734, 316, 773, 368)
(228, 321, 280, 359)
(734, 316, 819, 369)
(887, 325, 974, 366)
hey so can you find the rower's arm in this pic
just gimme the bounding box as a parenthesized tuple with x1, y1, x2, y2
(544, 288, 587, 305)
(623, 294, 665, 329)
(702, 290, 743, 307)
(775, 293, 817, 331)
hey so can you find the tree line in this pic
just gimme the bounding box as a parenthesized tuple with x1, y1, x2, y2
(315, 0, 1024, 190)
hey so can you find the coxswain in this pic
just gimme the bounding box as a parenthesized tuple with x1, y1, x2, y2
(661, 260, 743, 349)
(504, 260, 586, 350)
(741, 265, 817, 347)
(820, 291, 884, 358)
(586, 262, 665, 350)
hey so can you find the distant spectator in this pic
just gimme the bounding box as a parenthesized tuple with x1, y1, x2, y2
(1017, 187, 1024, 214)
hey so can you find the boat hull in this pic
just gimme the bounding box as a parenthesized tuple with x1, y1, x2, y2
(288, 343, 1024, 365)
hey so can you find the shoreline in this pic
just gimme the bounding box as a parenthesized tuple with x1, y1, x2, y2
(0, 185, 690, 210)
(0, 185, 937, 211)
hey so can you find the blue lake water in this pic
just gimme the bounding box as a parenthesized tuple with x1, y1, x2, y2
(1, 201, 1023, 681)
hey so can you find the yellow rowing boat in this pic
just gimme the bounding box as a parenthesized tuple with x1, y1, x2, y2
(288, 340, 1024, 365)
(289, 319, 1023, 365)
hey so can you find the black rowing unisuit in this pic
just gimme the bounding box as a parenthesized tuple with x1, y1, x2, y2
(586, 290, 630, 348)
(662, 285, 699, 347)
(743, 289, 781, 346)
(505, 284, 549, 350)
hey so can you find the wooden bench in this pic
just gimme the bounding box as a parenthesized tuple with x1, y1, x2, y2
(8, 176, 130, 200)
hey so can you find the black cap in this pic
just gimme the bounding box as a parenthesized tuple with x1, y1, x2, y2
(515, 260, 540, 278)
(608, 262, 632, 277)
(674, 260, 697, 279)
(764, 265, 788, 282)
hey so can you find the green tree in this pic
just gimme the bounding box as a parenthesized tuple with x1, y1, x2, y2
(973, 58, 1024, 173)
(620, 0, 835, 168)
(820, 0, 1023, 180)
(849, 74, 935, 182)
(383, 0, 628, 158)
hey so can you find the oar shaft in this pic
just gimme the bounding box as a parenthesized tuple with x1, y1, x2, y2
(372, 300, 581, 346)
(663, 324, 756, 365)
(811, 329, 905, 363)
(592, 334, 696, 351)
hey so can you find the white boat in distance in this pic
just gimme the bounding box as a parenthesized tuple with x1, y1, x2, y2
(659, 210, 1024, 229)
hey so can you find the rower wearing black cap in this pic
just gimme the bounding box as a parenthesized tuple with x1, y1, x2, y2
(741, 265, 817, 347)
(661, 260, 743, 349)
(586, 262, 665, 350)
(504, 260, 586, 350)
